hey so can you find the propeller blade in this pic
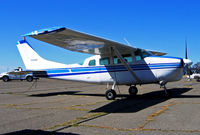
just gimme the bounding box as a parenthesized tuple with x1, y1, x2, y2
(185, 38, 188, 59)
(184, 38, 193, 81)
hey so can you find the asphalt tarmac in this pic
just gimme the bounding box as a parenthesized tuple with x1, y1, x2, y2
(0, 78, 200, 135)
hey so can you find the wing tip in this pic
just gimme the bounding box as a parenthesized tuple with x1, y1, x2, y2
(21, 26, 65, 37)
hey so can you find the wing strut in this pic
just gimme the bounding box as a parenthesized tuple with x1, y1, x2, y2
(112, 47, 142, 84)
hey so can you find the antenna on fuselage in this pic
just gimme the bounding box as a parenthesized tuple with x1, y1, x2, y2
(123, 38, 132, 46)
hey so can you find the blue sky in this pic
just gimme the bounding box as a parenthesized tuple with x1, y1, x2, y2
(0, 0, 200, 72)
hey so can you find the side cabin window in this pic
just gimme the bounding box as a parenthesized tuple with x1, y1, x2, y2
(100, 57, 110, 65)
(88, 59, 96, 66)
(113, 57, 120, 64)
(113, 54, 132, 64)
(123, 54, 132, 63)
(135, 49, 152, 61)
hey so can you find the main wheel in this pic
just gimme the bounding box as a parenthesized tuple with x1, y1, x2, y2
(105, 89, 116, 100)
(2, 76, 9, 82)
(128, 86, 138, 96)
(26, 76, 33, 82)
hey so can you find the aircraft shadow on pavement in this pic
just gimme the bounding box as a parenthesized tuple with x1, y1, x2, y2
(30, 91, 82, 97)
(29, 87, 199, 113)
(2, 129, 79, 135)
(91, 88, 194, 113)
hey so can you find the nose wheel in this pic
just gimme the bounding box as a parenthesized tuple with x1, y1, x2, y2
(129, 86, 138, 96)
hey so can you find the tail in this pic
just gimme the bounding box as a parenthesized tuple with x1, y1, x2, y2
(17, 40, 67, 70)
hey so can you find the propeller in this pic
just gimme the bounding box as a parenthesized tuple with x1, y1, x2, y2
(183, 38, 193, 80)
(185, 39, 188, 59)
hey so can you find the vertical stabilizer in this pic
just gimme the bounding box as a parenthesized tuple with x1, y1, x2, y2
(17, 40, 67, 70)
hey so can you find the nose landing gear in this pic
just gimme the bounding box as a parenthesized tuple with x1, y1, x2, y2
(159, 81, 171, 97)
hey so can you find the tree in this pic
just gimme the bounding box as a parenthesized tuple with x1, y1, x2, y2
(191, 62, 200, 73)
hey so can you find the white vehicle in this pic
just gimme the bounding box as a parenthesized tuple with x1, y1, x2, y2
(0, 68, 36, 82)
(17, 27, 192, 100)
(187, 73, 200, 81)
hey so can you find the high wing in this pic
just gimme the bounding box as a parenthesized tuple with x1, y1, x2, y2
(23, 26, 166, 56)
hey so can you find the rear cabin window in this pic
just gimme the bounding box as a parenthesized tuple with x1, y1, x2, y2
(114, 57, 120, 64)
(113, 54, 132, 64)
(88, 59, 96, 66)
(100, 58, 110, 65)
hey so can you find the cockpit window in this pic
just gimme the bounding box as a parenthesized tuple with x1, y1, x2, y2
(100, 57, 110, 65)
(135, 49, 152, 61)
(88, 59, 96, 66)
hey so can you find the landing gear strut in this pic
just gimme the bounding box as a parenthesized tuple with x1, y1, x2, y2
(160, 81, 171, 97)
(163, 85, 171, 97)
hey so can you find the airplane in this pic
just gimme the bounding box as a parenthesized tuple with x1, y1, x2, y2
(16, 26, 192, 100)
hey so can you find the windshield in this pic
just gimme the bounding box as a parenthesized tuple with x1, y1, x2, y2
(78, 61, 84, 65)
(135, 49, 152, 61)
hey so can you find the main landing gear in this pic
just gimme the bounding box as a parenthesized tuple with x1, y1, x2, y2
(105, 82, 117, 100)
(105, 83, 138, 100)
(105, 89, 117, 100)
(128, 86, 138, 96)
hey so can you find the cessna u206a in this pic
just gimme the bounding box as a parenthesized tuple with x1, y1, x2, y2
(17, 27, 192, 100)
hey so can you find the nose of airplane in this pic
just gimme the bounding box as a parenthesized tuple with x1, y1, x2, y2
(183, 58, 193, 66)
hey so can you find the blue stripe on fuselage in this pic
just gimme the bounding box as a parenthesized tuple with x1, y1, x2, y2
(149, 56, 182, 60)
(44, 62, 182, 77)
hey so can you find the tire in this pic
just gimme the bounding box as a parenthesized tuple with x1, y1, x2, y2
(105, 89, 116, 100)
(2, 76, 9, 82)
(26, 76, 33, 82)
(128, 86, 138, 96)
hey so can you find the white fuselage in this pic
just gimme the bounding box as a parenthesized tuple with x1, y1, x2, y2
(41, 55, 183, 85)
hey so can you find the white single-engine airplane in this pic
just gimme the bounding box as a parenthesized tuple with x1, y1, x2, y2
(17, 27, 192, 100)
